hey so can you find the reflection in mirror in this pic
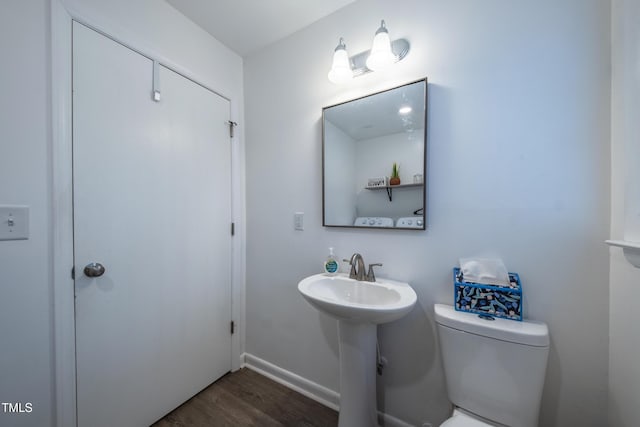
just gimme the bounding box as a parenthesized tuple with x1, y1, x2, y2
(322, 79, 427, 230)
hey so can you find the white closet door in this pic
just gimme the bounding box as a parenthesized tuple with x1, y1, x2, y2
(73, 22, 232, 427)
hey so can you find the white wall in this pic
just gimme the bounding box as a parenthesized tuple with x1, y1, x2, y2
(609, 0, 640, 425)
(1, 1, 244, 426)
(324, 125, 426, 224)
(244, 1, 610, 426)
(355, 131, 424, 219)
(355, 131, 424, 191)
(61, 0, 243, 100)
(0, 1, 54, 426)
(324, 121, 357, 224)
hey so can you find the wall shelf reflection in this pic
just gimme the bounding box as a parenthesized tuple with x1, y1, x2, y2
(365, 182, 424, 202)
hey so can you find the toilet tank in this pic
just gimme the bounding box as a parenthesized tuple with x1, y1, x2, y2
(434, 304, 549, 427)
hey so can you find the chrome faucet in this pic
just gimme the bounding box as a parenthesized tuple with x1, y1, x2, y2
(343, 253, 382, 282)
(345, 253, 366, 281)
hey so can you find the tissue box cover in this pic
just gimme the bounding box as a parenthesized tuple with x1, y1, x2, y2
(453, 267, 522, 321)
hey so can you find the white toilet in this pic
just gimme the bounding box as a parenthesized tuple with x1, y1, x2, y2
(434, 304, 549, 427)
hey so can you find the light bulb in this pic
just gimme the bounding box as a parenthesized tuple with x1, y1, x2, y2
(366, 20, 396, 71)
(328, 38, 353, 84)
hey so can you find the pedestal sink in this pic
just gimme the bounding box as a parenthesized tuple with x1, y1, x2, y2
(298, 273, 417, 427)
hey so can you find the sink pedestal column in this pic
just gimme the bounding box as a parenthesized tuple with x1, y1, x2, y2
(337, 320, 378, 427)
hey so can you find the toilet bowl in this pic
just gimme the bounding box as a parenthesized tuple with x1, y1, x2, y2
(435, 304, 549, 427)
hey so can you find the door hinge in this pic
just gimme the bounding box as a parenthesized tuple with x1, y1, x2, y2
(231, 222, 235, 236)
(230, 321, 235, 335)
(227, 120, 238, 138)
(71, 266, 75, 280)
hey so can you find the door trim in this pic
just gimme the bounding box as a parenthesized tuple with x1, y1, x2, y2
(51, 2, 245, 426)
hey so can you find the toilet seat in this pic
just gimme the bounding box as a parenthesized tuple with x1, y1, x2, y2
(440, 412, 494, 427)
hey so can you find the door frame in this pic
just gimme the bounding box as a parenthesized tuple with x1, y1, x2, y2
(51, 2, 245, 426)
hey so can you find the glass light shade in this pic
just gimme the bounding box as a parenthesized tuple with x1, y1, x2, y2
(328, 44, 353, 84)
(366, 22, 396, 71)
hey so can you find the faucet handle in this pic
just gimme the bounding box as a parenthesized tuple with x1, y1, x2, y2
(366, 263, 383, 282)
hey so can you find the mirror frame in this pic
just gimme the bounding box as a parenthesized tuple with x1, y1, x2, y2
(321, 78, 428, 230)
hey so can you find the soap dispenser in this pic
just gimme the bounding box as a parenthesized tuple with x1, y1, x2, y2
(324, 247, 339, 276)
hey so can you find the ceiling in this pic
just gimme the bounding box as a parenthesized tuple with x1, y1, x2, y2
(165, 0, 357, 57)
(324, 80, 426, 141)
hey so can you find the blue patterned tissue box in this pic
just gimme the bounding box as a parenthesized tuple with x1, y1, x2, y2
(453, 267, 522, 321)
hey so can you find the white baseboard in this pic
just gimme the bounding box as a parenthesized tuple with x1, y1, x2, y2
(242, 352, 340, 410)
(241, 353, 415, 427)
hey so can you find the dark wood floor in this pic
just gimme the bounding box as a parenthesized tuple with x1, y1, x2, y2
(152, 368, 338, 427)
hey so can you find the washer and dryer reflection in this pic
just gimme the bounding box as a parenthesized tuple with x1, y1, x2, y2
(353, 217, 424, 228)
(353, 217, 394, 227)
(396, 217, 423, 228)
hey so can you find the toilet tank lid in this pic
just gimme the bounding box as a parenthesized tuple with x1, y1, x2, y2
(434, 304, 549, 347)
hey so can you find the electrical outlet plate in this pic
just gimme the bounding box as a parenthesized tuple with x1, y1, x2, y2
(0, 205, 29, 241)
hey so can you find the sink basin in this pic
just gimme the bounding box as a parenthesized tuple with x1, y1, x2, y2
(298, 273, 417, 324)
(298, 272, 417, 426)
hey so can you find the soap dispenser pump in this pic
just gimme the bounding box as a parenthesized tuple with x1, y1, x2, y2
(324, 247, 339, 276)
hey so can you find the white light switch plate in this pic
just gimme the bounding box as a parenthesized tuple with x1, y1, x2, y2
(0, 205, 29, 241)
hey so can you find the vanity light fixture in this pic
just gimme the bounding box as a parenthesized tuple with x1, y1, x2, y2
(327, 20, 410, 84)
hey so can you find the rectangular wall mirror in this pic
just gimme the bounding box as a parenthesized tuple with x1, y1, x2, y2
(322, 78, 427, 230)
